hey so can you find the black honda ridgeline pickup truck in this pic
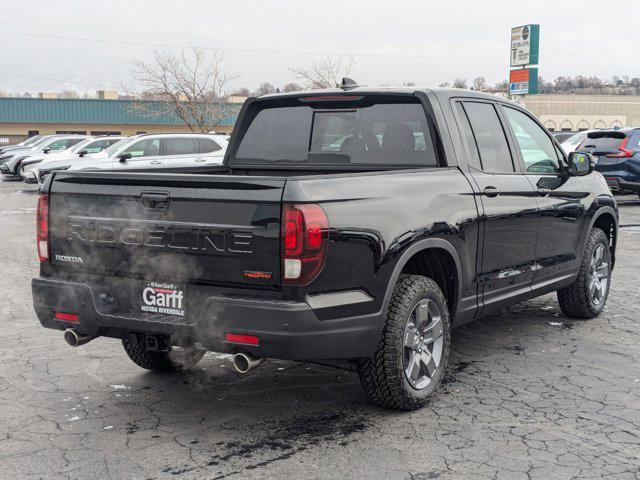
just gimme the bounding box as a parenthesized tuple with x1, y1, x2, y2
(33, 85, 618, 410)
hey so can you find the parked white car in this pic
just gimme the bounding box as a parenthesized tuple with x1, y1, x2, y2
(21, 136, 124, 182)
(561, 130, 597, 154)
(37, 133, 227, 185)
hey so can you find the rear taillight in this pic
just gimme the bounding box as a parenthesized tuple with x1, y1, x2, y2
(54, 312, 78, 323)
(225, 333, 259, 345)
(605, 137, 634, 158)
(36, 193, 49, 262)
(282, 203, 328, 285)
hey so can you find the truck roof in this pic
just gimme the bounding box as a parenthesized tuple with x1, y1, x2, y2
(256, 86, 514, 104)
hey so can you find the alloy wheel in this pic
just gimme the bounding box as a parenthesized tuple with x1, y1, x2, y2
(589, 243, 609, 306)
(403, 299, 445, 390)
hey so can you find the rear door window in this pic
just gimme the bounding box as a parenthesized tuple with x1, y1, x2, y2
(234, 98, 439, 167)
(454, 102, 482, 170)
(462, 102, 514, 173)
(164, 137, 201, 156)
(199, 138, 222, 153)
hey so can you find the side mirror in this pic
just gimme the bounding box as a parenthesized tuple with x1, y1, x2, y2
(78, 150, 88, 157)
(43, 147, 51, 154)
(568, 151, 595, 176)
(118, 152, 132, 163)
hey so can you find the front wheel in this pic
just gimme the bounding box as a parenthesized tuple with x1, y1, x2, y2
(358, 275, 451, 411)
(122, 334, 205, 373)
(557, 228, 611, 319)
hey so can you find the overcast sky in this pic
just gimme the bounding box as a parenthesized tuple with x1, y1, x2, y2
(1, 0, 639, 95)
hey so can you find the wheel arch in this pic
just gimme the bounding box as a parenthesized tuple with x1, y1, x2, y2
(589, 207, 618, 268)
(382, 238, 463, 321)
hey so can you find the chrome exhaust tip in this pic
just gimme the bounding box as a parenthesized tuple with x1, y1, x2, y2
(63, 329, 94, 347)
(232, 352, 264, 374)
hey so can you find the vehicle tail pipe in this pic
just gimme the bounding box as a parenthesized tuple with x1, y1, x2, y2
(232, 352, 264, 374)
(63, 329, 94, 347)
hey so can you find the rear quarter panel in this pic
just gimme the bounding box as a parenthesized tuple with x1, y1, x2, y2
(283, 168, 480, 320)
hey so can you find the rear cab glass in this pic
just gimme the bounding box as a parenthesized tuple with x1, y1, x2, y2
(231, 95, 441, 168)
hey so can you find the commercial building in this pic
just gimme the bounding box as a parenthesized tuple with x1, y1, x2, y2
(520, 94, 640, 132)
(0, 96, 241, 145)
(3, 92, 638, 146)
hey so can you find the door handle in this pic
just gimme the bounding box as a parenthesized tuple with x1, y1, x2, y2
(194, 158, 207, 163)
(482, 186, 500, 197)
(140, 192, 169, 210)
(149, 160, 162, 165)
(537, 187, 551, 197)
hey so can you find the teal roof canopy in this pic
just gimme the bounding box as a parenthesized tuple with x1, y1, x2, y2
(0, 97, 240, 126)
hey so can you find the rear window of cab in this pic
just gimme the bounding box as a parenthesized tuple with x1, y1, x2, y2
(232, 96, 441, 168)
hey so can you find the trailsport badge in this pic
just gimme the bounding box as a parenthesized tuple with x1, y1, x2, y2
(141, 282, 185, 316)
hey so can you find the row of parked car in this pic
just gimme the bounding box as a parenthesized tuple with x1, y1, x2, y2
(1, 127, 639, 197)
(557, 128, 640, 197)
(0, 132, 229, 186)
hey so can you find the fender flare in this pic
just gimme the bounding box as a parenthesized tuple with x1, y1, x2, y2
(380, 238, 464, 318)
(587, 206, 619, 266)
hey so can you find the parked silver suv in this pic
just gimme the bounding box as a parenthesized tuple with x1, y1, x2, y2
(20, 136, 124, 182)
(37, 133, 228, 185)
(0, 135, 89, 177)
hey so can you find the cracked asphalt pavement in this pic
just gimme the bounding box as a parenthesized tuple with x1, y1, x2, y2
(0, 178, 639, 480)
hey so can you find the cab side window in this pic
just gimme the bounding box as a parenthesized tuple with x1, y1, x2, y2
(462, 102, 515, 173)
(84, 139, 110, 154)
(455, 102, 482, 170)
(122, 139, 160, 157)
(503, 107, 562, 174)
(46, 139, 72, 151)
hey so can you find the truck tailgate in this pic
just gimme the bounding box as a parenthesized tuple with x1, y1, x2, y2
(47, 172, 285, 287)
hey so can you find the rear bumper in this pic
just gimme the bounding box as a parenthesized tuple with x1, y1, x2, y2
(32, 277, 382, 361)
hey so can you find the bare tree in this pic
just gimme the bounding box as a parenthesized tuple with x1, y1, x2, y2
(231, 87, 251, 97)
(438, 82, 450, 88)
(282, 82, 303, 92)
(129, 47, 238, 133)
(253, 82, 277, 96)
(493, 79, 509, 93)
(472, 76, 487, 91)
(59, 90, 79, 99)
(289, 55, 354, 89)
(452, 78, 468, 89)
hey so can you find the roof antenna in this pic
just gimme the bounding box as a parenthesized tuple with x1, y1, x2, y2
(339, 78, 359, 90)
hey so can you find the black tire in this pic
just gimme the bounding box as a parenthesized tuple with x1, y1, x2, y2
(358, 274, 451, 411)
(557, 228, 611, 319)
(122, 335, 205, 373)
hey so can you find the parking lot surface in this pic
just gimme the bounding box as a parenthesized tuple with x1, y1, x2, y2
(0, 178, 639, 480)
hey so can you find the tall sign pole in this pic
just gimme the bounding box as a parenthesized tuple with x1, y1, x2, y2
(509, 24, 540, 96)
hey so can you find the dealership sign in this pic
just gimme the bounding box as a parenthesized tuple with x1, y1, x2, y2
(510, 24, 539, 67)
(509, 68, 538, 95)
